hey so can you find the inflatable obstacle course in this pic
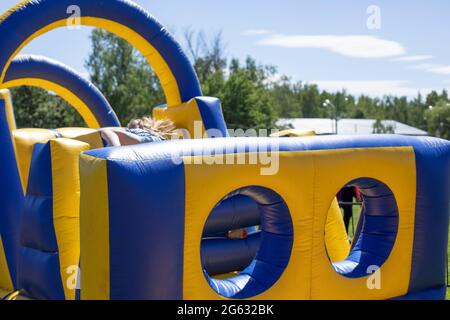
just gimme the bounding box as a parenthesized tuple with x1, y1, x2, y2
(0, 0, 449, 300)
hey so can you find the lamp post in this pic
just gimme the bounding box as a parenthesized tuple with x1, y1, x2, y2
(323, 99, 339, 135)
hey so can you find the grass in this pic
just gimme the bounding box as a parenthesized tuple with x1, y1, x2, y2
(344, 200, 450, 300)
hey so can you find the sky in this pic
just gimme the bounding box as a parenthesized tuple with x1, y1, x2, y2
(1, 0, 450, 99)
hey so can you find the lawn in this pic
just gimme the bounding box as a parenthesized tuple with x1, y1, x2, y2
(344, 201, 450, 300)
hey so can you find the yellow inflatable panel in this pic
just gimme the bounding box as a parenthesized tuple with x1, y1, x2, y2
(153, 98, 206, 138)
(325, 198, 351, 263)
(55, 128, 104, 149)
(12, 128, 57, 192)
(181, 147, 416, 300)
(2, 79, 100, 128)
(0, 235, 13, 293)
(79, 154, 110, 300)
(0, 89, 16, 132)
(270, 129, 316, 137)
(50, 138, 90, 300)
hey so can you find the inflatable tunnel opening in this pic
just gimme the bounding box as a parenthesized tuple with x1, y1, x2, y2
(329, 178, 399, 279)
(201, 186, 293, 299)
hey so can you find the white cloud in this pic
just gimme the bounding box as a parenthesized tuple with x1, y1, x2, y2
(310, 80, 434, 97)
(391, 55, 433, 62)
(257, 34, 406, 58)
(241, 29, 273, 36)
(410, 64, 450, 75)
(428, 66, 450, 75)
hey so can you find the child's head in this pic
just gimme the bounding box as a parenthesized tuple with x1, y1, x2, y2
(127, 116, 177, 139)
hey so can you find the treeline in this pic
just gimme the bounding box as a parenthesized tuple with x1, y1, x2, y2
(11, 30, 450, 140)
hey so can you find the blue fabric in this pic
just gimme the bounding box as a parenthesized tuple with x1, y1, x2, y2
(19, 142, 64, 300)
(5, 55, 120, 127)
(106, 156, 186, 300)
(0, 0, 202, 104)
(0, 100, 23, 288)
(332, 178, 399, 278)
(201, 232, 261, 276)
(203, 195, 260, 237)
(194, 97, 229, 138)
(392, 285, 447, 300)
(205, 186, 293, 299)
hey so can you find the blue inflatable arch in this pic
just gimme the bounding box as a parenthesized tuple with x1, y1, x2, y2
(0, 0, 202, 107)
(4, 55, 120, 128)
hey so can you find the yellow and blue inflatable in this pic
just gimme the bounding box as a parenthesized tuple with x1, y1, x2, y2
(0, 0, 449, 300)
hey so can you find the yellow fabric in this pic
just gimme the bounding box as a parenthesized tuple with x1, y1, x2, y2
(270, 129, 316, 137)
(79, 154, 110, 300)
(0, 235, 13, 292)
(56, 128, 104, 149)
(182, 147, 416, 300)
(183, 152, 315, 300)
(0, 17, 182, 107)
(50, 139, 90, 300)
(153, 98, 206, 138)
(310, 147, 416, 300)
(0, 89, 16, 132)
(12, 129, 57, 193)
(12, 128, 103, 193)
(2, 79, 100, 128)
(325, 198, 350, 262)
(0, 0, 31, 23)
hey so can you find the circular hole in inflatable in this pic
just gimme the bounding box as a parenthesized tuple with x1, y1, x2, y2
(325, 178, 399, 278)
(201, 186, 294, 299)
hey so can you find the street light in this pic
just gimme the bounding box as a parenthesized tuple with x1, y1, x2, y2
(323, 99, 339, 134)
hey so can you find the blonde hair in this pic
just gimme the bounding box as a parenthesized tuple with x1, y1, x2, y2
(127, 116, 177, 140)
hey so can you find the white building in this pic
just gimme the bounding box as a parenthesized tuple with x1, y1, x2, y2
(277, 118, 429, 136)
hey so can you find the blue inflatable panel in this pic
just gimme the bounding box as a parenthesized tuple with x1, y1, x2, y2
(204, 195, 260, 237)
(392, 286, 448, 300)
(332, 178, 399, 278)
(0, 99, 23, 288)
(19, 143, 64, 300)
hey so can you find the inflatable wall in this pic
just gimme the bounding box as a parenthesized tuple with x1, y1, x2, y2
(0, 0, 449, 301)
(79, 136, 450, 300)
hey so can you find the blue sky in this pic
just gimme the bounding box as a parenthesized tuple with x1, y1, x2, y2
(1, 0, 450, 98)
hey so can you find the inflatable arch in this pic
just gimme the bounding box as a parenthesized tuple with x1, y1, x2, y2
(0, 0, 201, 107)
(4, 55, 120, 128)
(0, 0, 228, 138)
(0, 54, 121, 296)
(3, 55, 120, 192)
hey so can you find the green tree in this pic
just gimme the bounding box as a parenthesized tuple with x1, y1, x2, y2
(271, 77, 302, 118)
(219, 58, 277, 130)
(300, 84, 321, 118)
(183, 30, 278, 130)
(12, 86, 84, 128)
(425, 100, 450, 139)
(85, 29, 164, 125)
